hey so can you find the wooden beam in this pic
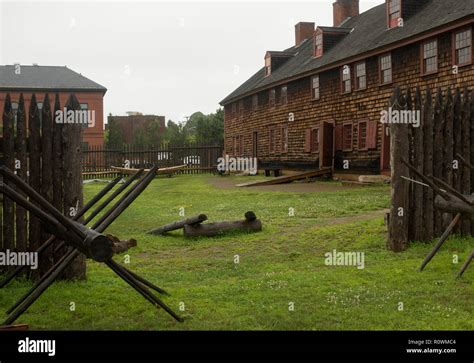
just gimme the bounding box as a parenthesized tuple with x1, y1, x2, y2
(236, 168, 332, 187)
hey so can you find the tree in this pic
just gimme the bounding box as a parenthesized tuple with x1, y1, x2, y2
(107, 118, 124, 148)
(195, 108, 224, 145)
(163, 120, 187, 145)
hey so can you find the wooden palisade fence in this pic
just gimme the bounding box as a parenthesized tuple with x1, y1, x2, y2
(1, 93, 85, 279)
(82, 142, 224, 179)
(389, 86, 473, 251)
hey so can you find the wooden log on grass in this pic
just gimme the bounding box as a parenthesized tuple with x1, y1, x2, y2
(147, 214, 208, 235)
(107, 234, 138, 254)
(184, 211, 261, 238)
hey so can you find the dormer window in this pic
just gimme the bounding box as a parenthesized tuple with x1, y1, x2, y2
(313, 27, 351, 58)
(265, 55, 271, 77)
(314, 31, 323, 58)
(388, 0, 401, 28)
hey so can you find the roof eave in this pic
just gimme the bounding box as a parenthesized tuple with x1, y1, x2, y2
(220, 15, 474, 106)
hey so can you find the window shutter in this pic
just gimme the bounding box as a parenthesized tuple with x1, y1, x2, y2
(367, 121, 378, 149)
(335, 125, 343, 151)
(304, 129, 312, 153)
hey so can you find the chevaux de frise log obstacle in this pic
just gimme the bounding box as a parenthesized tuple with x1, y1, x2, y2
(0, 165, 184, 327)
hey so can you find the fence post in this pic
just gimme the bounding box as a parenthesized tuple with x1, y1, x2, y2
(28, 94, 42, 257)
(422, 88, 434, 242)
(40, 94, 54, 275)
(413, 87, 424, 242)
(60, 94, 86, 280)
(15, 94, 28, 253)
(433, 88, 444, 236)
(2, 94, 15, 254)
(388, 87, 409, 252)
(461, 88, 471, 235)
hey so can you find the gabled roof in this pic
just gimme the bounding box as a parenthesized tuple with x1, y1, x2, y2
(221, 0, 474, 105)
(0, 65, 107, 93)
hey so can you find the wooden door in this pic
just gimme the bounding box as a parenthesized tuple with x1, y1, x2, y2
(320, 122, 334, 169)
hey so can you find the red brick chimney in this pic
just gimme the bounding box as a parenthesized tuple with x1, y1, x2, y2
(295, 22, 315, 47)
(333, 0, 359, 27)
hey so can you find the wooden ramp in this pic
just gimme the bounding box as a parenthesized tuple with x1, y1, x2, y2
(236, 168, 332, 187)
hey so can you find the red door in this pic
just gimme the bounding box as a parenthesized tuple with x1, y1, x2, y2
(320, 122, 335, 169)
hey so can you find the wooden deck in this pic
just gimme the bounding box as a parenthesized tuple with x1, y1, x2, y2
(236, 168, 333, 187)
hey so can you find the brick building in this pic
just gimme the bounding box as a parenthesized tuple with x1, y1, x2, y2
(0, 65, 107, 147)
(220, 0, 474, 175)
(107, 114, 166, 144)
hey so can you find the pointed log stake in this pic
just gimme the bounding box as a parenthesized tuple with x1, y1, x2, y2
(457, 252, 474, 278)
(418, 213, 462, 272)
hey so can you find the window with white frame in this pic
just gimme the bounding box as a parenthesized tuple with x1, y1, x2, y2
(454, 29, 472, 66)
(311, 75, 320, 100)
(355, 62, 367, 90)
(341, 66, 351, 93)
(380, 54, 392, 84)
(422, 39, 438, 74)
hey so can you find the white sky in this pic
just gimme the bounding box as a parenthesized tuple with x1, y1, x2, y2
(0, 0, 384, 124)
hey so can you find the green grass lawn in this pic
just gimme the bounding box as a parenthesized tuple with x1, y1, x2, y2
(1, 174, 473, 330)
